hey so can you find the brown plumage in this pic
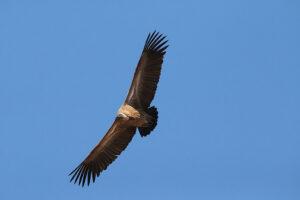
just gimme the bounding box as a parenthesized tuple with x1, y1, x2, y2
(69, 31, 168, 187)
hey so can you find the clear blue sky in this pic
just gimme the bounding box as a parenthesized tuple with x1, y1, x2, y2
(1, 1, 299, 199)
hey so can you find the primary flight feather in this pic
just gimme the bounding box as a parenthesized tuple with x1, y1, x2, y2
(69, 31, 168, 187)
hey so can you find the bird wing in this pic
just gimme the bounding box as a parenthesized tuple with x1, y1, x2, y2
(69, 119, 136, 187)
(125, 31, 168, 108)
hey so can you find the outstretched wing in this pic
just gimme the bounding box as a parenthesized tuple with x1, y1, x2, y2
(125, 31, 168, 109)
(69, 120, 136, 187)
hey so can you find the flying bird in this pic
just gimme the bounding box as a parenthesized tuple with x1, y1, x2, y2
(69, 31, 168, 187)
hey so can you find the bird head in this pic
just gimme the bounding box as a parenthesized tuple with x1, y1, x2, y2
(116, 113, 129, 120)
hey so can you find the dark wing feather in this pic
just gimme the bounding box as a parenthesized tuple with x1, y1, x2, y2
(125, 31, 168, 108)
(69, 120, 136, 187)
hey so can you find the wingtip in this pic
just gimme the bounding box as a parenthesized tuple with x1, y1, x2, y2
(69, 168, 77, 176)
(144, 31, 168, 53)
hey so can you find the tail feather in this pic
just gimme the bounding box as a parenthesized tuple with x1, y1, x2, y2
(139, 106, 158, 137)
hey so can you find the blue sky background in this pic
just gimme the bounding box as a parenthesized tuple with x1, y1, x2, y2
(1, 0, 300, 199)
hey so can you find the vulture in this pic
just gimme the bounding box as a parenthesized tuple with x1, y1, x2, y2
(69, 31, 168, 187)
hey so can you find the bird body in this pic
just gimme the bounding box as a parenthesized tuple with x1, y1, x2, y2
(69, 31, 168, 186)
(117, 103, 155, 127)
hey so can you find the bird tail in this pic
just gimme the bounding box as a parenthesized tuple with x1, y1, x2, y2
(139, 106, 158, 137)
